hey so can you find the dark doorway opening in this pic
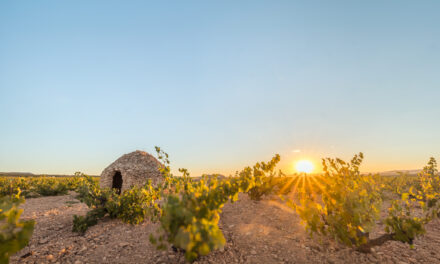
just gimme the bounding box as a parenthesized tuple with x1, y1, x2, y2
(112, 171, 123, 195)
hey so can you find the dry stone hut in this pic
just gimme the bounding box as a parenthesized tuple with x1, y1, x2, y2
(100, 150, 163, 194)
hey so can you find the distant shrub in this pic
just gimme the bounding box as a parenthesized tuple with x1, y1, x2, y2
(0, 175, 95, 198)
(246, 154, 282, 201)
(34, 180, 68, 196)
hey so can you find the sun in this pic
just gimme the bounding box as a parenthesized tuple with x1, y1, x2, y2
(295, 160, 314, 173)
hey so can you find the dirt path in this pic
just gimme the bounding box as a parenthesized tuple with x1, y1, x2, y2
(11, 193, 440, 264)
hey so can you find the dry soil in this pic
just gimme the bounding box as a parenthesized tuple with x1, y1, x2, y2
(10, 192, 440, 264)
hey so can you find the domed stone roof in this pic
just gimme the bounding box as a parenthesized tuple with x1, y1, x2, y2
(100, 150, 163, 193)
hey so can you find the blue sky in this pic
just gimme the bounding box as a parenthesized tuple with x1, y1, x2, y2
(1, 1, 439, 175)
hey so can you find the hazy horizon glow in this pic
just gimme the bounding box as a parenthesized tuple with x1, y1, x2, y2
(1, 1, 439, 176)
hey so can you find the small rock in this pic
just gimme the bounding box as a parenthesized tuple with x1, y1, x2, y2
(367, 255, 377, 262)
(119, 242, 129, 248)
(408, 258, 418, 263)
(26, 192, 41, 198)
(46, 255, 54, 261)
(251, 250, 257, 255)
(312, 245, 321, 252)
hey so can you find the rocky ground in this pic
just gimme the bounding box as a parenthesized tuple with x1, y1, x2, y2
(10, 192, 440, 264)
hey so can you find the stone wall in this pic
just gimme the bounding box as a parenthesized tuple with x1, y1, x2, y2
(100, 150, 163, 192)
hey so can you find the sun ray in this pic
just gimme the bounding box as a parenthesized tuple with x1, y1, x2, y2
(300, 175, 306, 197)
(279, 176, 295, 195)
(310, 174, 330, 198)
(290, 175, 302, 199)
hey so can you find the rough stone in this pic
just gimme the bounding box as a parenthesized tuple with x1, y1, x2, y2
(100, 150, 163, 192)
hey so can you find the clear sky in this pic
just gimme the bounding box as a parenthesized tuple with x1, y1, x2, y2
(1, 1, 439, 176)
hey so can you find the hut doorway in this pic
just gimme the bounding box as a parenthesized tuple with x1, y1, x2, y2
(112, 171, 123, 194)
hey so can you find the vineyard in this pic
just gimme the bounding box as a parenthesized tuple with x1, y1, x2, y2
(2, 148, 440, 263)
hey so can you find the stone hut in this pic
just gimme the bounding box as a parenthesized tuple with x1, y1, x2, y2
(100, 150, 163, 194)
